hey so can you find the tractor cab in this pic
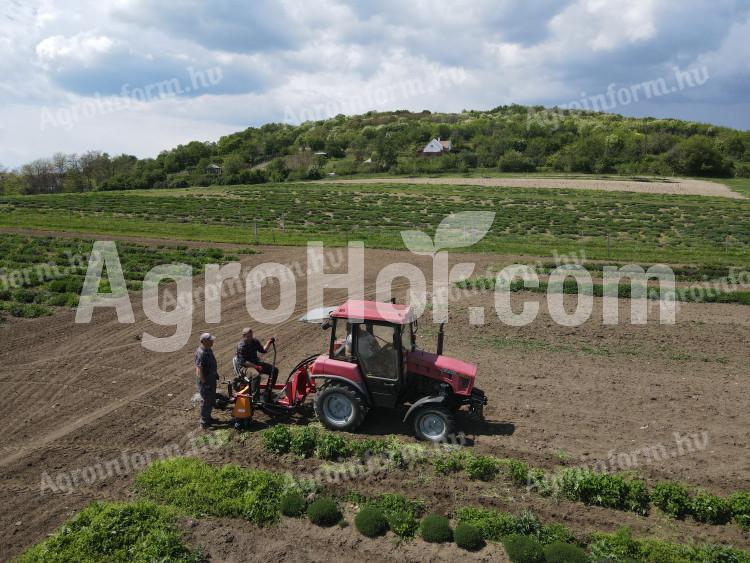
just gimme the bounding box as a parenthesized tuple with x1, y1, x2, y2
(326, 300, 416, 408)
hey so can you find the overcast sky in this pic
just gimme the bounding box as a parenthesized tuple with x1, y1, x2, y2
(1, 0, 749, 168)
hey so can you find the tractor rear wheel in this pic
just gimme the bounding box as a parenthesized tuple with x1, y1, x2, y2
(314, 382, 367, 432)
(413, 406, 455, 442)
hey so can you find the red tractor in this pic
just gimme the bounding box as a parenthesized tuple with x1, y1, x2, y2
(228, 299, 486, 442)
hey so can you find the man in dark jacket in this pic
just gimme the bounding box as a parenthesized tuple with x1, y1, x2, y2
(195, 332, 219, 429)
(236, 327, 278, 401)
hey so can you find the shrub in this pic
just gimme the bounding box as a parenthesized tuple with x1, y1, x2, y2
(419, 514, 453, 543)
(263, 425, 292, 454)
(691, 490, 731, 524)
(454, 523, 484, 551)
(307, 497, 341, 527)
(502, 534, 545, 563)
(434, 450, 465, 474)
(729, 492, 750, 530)
(290, 426, 318, 457)
(280, 493, 306, 517)
(316, 433, 350, 460)
(465, 454, 500, 481)
(498, 150, 537, 173)
(355, 506, 388, 537)
(652, 482, 691, 518)
(543, 542, 588, 563)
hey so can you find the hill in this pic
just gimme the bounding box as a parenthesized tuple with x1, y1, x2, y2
(3, 105, 749, 194)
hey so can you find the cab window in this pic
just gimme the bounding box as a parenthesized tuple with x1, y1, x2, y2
(356, 323, 398, 380)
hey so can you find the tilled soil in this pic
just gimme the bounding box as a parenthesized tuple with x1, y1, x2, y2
(1, 244, 749, 560)
(317, 176, 742, 198)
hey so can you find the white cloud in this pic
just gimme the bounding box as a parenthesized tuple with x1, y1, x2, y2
(0, 0, 748, 168)
(36, 33, 117, 66)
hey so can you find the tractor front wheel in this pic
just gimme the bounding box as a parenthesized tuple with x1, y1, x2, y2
(413, 406, 455, 443)
(314, 383, 367, 432)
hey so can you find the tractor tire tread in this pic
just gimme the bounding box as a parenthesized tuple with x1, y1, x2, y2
(413, 405, 455, 442)
(314, 382, 368, 432)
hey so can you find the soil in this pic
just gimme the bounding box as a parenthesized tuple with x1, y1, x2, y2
(182, 514, 509, 563)
(317, 176, 742, 199)
(1, 243, 749, 560)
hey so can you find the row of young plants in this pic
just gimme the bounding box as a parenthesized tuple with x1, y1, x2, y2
(455, 276, 750, 306)
(20, 456, 749, 562)
(260, 425, 750, 528)
(0, 233, 254, 319)
(5, 180, 750, 257)
(132, 457, 750, 562)
(495, 261, 749, 283)
(456, 506, 750, 563)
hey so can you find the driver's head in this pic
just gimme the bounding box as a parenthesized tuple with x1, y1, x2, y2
(242, 327, 253, 341)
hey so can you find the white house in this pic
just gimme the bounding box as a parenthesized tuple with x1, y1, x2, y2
(422, 137, 452, 155)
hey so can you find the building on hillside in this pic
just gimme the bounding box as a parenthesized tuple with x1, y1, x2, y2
(422, 137, 452, 155)
(205, 163, 222, 174)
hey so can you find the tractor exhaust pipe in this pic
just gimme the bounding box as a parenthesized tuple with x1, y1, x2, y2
(436, 322, 445, 356)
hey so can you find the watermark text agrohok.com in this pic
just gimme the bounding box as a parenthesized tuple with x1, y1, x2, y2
(72, 212, 680, 353)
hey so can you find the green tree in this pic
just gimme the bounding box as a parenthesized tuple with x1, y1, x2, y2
(222, 154, 245, 175)
(374, 134, 398, 170)
(666, 136, 733, 177)
(267, 158, 289, 182)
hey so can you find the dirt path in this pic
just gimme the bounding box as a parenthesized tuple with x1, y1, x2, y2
(316, 176, 742, 198)
(1, 246, 749, 559)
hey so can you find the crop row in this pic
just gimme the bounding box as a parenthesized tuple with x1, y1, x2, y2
(3, 182, 750, 253)
(19, 455, 749, 562)
(260, 425, 750, 529)
(0, 233, 254, 319)
(492, 261, 747, 283)
(456, 276, 750, 305)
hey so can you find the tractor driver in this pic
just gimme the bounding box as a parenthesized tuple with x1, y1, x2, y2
(334, 322, 361, 358)
(236, 327, 279, 401)
(355, 324, 378, 360)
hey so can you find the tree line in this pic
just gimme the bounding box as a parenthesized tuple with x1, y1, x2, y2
(2, 105, 748, 195)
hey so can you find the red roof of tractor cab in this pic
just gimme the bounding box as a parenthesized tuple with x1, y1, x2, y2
(330, 300, 415, 325)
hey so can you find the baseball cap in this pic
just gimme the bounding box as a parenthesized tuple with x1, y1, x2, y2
(242, 327, 252, 336)
(199, 332, 216, 342)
